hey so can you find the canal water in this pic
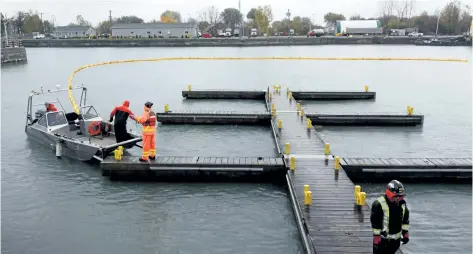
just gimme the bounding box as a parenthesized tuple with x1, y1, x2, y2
(2, 45, 471, 254)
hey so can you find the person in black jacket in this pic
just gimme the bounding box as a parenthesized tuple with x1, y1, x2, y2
(109, 100, 134, 143)
(371, 180, 410, 254)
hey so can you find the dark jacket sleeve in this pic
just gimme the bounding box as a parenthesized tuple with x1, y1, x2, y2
(402, 202, 410, 233)
(370, 199, 383, 235)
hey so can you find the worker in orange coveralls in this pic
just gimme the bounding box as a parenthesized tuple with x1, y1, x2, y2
(46, 102, 58, 112)
(130, 101, 156, 162)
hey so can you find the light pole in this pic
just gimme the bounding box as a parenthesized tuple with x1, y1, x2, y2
(286, 9, 291, 36)
(435, 10, 440, 37)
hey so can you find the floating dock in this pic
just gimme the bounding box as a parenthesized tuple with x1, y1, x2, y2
(182, 90, 266, 100)
(156, 110, 271, 125)
(291, 91, 376, 100)
(305, 113, 424, 126)
(101, 156, 286, 181)
(341, 157, 472, 182)
(267, 88, 396, 254)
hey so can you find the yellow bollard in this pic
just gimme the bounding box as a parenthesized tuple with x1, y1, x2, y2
(269, 92, 272, 101)
(334, 156, 340, 170)
(290, 156, 295, 170)
(304, 184, 310, 192)
(286, 87, 290, 96)
(358, 192, 366, 206)
(187, 84, 192, 91)
(407, 106, 414, 116)
(289, 92, 292, 99)
(285, 143, 290, 155)
(306, 118, 312, 129)
(164, 104, 169, 113)
(300, 109, 305, 117)
(364, 85, 369, 92)
(324, 143, 330, 155)
(272, 108, 277, 117)
(354, 185, 361, 202)
(113, 146, 123, 161)
(296, 103, 301, 112)
(277, 119, 282, 129)
(304, 191, 312, 205)
(271, 103, 275, 111)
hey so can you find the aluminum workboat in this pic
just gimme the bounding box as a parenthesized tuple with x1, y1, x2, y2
(25, 84, 142, 162)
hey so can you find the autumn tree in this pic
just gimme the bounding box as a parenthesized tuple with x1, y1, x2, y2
(254, 5, 273, 36)
(160, 10, 181, 23)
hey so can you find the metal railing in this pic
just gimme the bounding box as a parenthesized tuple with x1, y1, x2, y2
(2, 39, 23, 48)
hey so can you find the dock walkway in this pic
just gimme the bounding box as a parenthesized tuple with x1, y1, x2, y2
(267, 87, 402, 254)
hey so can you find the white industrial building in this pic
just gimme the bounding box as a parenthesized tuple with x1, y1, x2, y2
(335, 20, 383, 35)
(111, 23, 199, 38)
(54, 26, 96, 38)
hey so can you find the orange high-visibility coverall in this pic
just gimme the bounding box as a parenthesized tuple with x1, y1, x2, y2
(132, 109, 156, 161)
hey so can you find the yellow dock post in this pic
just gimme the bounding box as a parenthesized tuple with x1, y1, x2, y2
(407, 106, 414, 116)
(300, 109, 305, 117)
(354, 185, 361, 202)
(285, 143, 290, 155)
(306, 118, 312, 129)
(296, 103, 301, 112)
(272, 108, 277, 117)
(269, 92, 272, 101)
(113, 146, 123, 161)
(289, 92, 292, 101)
(304, 185, 312, 205)
(290, 156, 295, 171)
(277, 119, 282, 130)
(304, 191, 312, 205)
(286, 87, 290, 96)
(164, 104, 169, 113)
(271, 103, 275, 111)
(334, 156, 340, 170)
(324, 143, 330, 155)
(358, 192, 366, 206)
(364, 85, 369, 92)
(187, 84, 192, 91)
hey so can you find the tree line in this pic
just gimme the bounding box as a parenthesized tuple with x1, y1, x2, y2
(1, 0, 471, 38)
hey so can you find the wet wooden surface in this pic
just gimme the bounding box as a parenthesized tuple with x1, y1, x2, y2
(267, 87, 403, 254)
(342, 157, 472, 169)
(102, 156, 284, 170)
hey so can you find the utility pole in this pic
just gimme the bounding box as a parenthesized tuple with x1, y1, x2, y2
(435, 10, 440, 37)
(3, 13, 9, 44)
(286, 9, 291, 36)
(239, 0, 243, 37)
(39, 12, 44, 33)
(109, 10, 112, 34)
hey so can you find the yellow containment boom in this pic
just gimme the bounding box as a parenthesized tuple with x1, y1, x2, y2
(67, 56, 468, 114)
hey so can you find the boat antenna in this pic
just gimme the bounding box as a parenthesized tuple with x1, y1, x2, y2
(56, 97, 67, 112)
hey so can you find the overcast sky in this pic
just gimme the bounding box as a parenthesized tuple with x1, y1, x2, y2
(1, 0, 468, 26)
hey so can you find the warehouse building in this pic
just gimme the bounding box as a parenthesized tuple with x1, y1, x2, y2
(111, 23, 199, 38)
(54, 26, 96, 38)
(335, 20, 383, 35)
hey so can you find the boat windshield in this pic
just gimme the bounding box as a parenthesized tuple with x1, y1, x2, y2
(81, 106, 99, 120)
(46, 111, 68, 126)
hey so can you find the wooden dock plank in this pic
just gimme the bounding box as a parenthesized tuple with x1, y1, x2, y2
(341, 157, 472, 169)
(267, 88, 384, 254)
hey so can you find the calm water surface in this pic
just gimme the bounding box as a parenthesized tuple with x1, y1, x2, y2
(2, 45, 471, 254)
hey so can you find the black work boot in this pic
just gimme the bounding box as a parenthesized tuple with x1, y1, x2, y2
(149, 156, 156, 161)
(139, 158, 148, 162)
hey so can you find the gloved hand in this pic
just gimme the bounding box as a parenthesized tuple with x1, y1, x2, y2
(109, 117, 113, 122)
(401, 232, 409, 244)
(373, 235, 382, 245)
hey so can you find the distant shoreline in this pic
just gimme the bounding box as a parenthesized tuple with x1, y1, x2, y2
(21, 36, 471, 47)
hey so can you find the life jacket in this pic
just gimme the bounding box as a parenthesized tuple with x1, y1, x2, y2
(142, 111, 156, 136)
